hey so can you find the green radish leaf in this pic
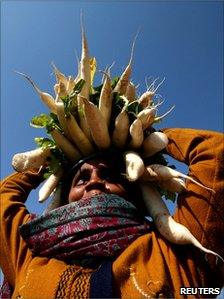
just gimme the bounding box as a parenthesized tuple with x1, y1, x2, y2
(127, 101, 139, 114)
(114, 94, 126, 109)
(111, 76, 120, 89)
(42, 147, 66, 179)
(60, 79, 85, 104)
(50, 113, 60, 126)
(30, 114, 51, 128)
(43, 171, 52, 179)
(34, 137, 56, 149)
(48, 154, 61, 172)
(61, 94, 78, 116)
(73, 79, 85, 94)
(51, 147, 66, 162)
(44, 113, 62, 133)
(60, 95, 69, 102)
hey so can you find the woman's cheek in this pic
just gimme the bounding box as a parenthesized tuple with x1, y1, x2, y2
(107, 183, 127, 198)
(68, 186, 85, 203)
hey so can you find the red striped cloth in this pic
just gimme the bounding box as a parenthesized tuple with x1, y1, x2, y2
(20, 194, 150, 259)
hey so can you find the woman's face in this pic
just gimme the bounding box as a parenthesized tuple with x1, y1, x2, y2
(68, 158, 129, 203)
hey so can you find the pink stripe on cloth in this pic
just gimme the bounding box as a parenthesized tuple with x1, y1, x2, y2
(26, 216, 141, 251)
(40, 223, 149, 258)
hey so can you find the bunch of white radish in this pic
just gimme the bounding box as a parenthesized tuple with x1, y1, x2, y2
(11, 18, 223, 262)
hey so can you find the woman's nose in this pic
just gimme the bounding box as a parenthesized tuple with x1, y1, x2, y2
(86, 170, 105, 188)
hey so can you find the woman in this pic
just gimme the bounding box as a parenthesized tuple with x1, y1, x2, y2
(0, 128, 223, 298)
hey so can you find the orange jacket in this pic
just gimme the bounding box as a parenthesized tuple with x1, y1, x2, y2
(1, 128, 223, 298)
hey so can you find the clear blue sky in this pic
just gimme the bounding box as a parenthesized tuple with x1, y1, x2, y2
(1, 1, 223, 215)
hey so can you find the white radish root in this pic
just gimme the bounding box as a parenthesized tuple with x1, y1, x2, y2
(124, 151, 145, 182)
(43, 186, 63, 214)
(12, 147, 51, 172)
(79, 13, 91, 99)
(157, 177, 186, 193)
(129, 118, 144, 149)
(148, 164, 215, 193)
(146, 77, 165, 96)
(113, 32, 138, 95)
(89, 57, 97, 88)
(142, 132, 169, 157)
(51, 62, 68, 87)
(112, 109, 130, 148)
(66, 76, 76, 95)
(125, 81, 136, 102)
(138, 90, 154, 109)
(39, 167, 64, 203)
(65, 113, 95, 156)
(56, 81, 68, 100)
(76, 14, 92, 140)
(138, 77, 165, 109)
(154, 105, 175, 123)
(54, 83, 60, 98)
(74, 49, 81, 83)
(77, 95, 92, 141)
(98, 71, 113, 127)
(82, 97, 111, 150)
(140, 166, 158, 182)
(139, 183, 224, 262)
(50, 129, 82, 162)
(137, 107, 157, 130)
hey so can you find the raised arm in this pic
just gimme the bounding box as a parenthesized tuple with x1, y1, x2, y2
(162, 128, 224, 267)
(0, 170, 43, 287)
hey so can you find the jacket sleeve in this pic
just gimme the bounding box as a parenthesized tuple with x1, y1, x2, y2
(162, 128, 224, 268)
(0, 170, 43, 287)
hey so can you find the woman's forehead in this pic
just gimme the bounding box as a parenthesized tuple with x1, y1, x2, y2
(79, 158, 112, 170)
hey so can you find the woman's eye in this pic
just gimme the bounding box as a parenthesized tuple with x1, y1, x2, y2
(100, 168, 118, 181)
(100, 168, 111, 180)
(76, 172, 90, 185)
